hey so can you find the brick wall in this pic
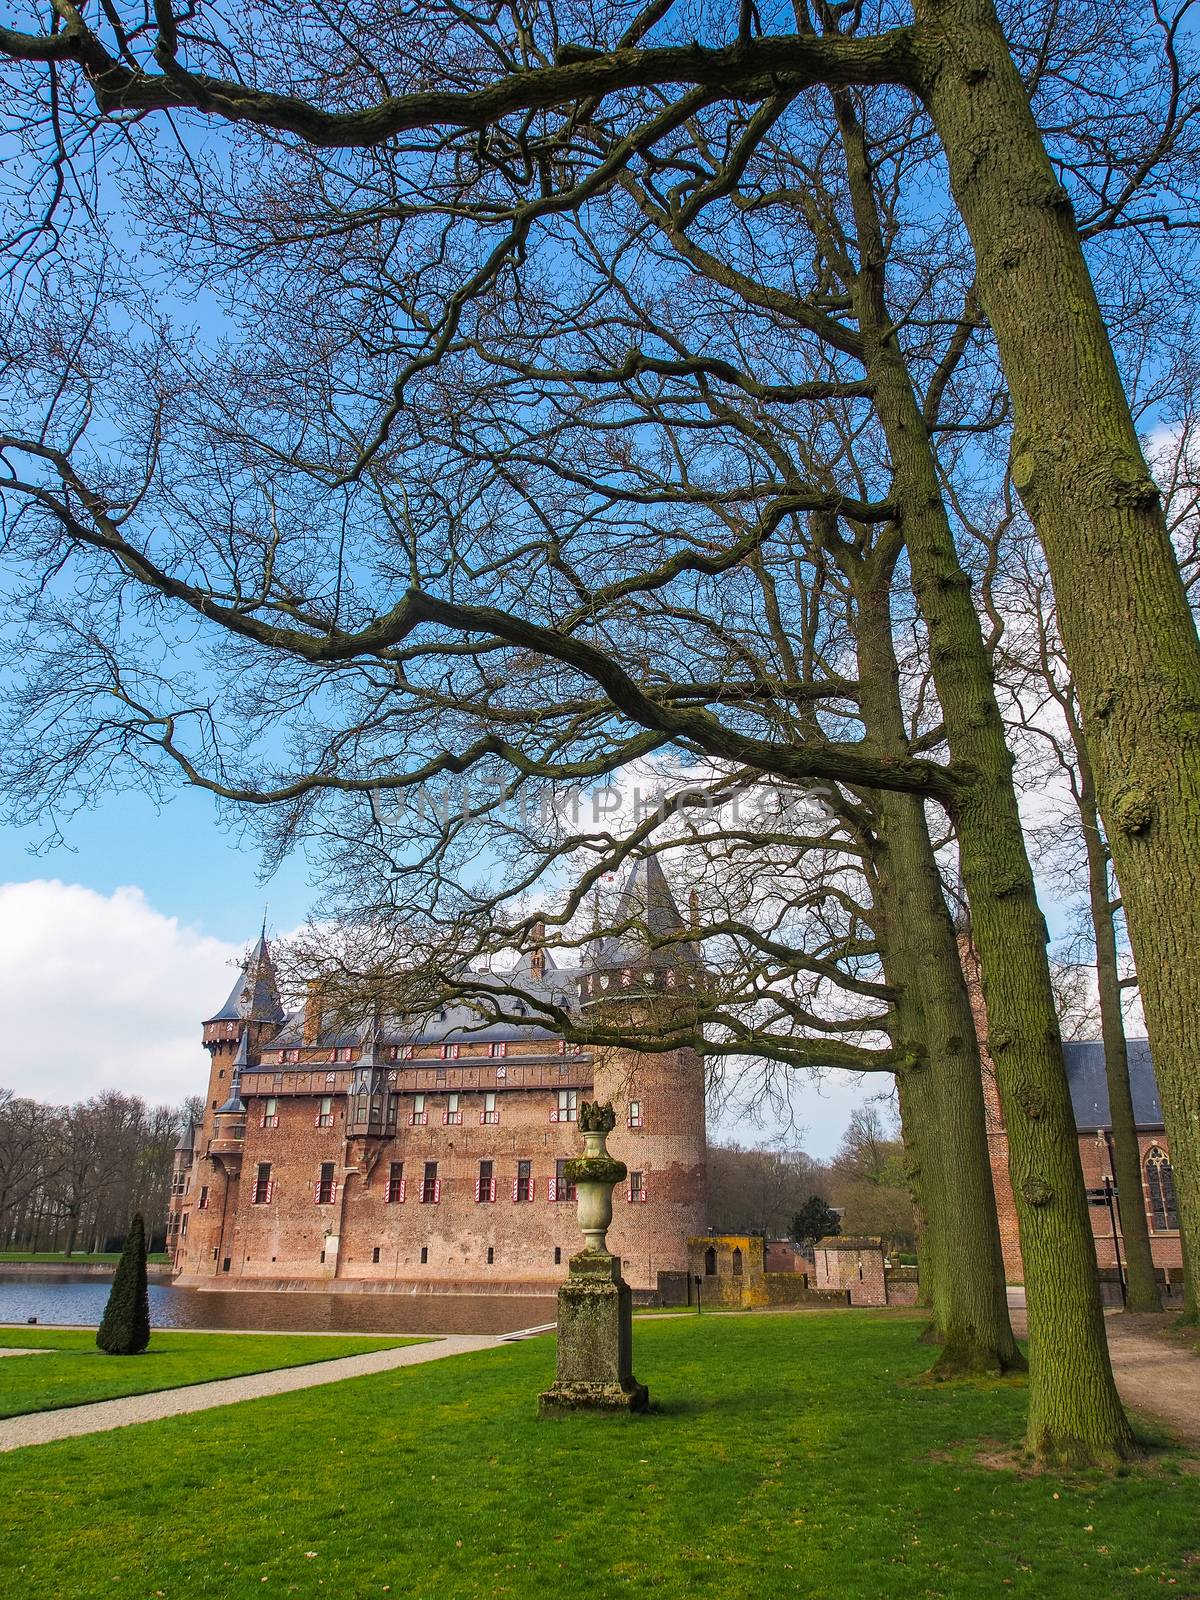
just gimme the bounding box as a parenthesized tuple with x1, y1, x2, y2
(173, 1037, 707, 1293)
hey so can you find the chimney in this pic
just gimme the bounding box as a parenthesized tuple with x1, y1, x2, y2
(529, 919, 547, 982)
(303, 978, 327, 1045)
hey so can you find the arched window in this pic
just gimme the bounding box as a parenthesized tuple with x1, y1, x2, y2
(1145, 1146, 1178, 1231)
(704, 1246, 717, 1277)
(732, 1247, 743, 1277)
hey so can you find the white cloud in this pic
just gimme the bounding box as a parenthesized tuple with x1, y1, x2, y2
(0, 880, 244, 1108)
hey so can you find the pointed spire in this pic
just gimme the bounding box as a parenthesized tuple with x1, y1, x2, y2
(215, 1029, 248, 1116)
(591, 856, 702, 970)
(206, 929, 285, 1026)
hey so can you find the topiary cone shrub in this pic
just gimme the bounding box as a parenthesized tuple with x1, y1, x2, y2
(96, 1213, 151, 1356)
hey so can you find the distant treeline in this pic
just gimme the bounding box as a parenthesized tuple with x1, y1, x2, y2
(707, 1105, 916, 1250)
(0, 1088, 195, 1255)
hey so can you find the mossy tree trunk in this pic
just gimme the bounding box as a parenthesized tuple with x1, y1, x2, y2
(913, 0, 1200, 1324)
(835, 92, 1134, 1463)
(851, 547, 1022, 1378)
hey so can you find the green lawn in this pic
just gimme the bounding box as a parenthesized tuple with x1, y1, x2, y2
(0, 1329, 423, 1417)
(1, 1311, 1197, 1599)
(0, 1251, 171, 1264)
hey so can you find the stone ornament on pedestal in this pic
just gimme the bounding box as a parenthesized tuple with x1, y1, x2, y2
(538, 1101, 649, 1414)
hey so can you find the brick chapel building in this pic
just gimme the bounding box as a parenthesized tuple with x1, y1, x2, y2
(964, 946, 1183, 1289)
(168, 861, 708, 1295)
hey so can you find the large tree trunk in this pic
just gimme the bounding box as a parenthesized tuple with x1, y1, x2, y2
(853, 557, 1022, 1378)
(834, 92, 1134, 1465)
(914, 0, 1200, 1323)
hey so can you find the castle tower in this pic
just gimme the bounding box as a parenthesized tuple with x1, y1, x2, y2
(181, 931, 285, 1279)
(580, 858, 708, 1291)
(200, 930, 285, 1146)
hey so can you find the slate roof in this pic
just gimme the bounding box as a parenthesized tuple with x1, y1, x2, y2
(206, 934, 285, 1026)
(592, 856, 701, 969)
(1063, 1038, 1163, 1130)
(251, 952, 583, 1063)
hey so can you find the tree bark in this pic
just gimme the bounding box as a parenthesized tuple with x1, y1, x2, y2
(852, 553, 1022, 1377)
(835, 91, 1134, 1463)
(914, 0, 1200, 1323)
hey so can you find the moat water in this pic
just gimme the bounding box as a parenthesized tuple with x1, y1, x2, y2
(0, 1275, 556, 1334)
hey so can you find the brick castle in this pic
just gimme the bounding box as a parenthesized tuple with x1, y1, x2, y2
(168, 880, 1183, 1297)
(168, 861, 708, 1295)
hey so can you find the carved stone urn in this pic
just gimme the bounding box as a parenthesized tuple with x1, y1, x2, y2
(538, 1100, 649, 1415)
(568, 1103, 626, 1252)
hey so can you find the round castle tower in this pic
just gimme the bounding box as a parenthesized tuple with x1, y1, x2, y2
(580, 858, 708, 1288)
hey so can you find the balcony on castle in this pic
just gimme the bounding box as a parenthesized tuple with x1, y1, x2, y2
(345, 1091, 397, 1139)
(208, 1118, 246, 1157)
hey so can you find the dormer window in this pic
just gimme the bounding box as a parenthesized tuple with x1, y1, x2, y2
(441, 1043, 460, 1060)
(488, 1041, 507, 1058)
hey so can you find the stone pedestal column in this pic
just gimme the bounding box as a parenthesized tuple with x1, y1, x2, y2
(538, 1101, 649, 1415)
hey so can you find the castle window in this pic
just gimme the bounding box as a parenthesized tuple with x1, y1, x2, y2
(486, 1247, 495, 1265)
(551, 1089, 578, 1124)
(628, 1171, 646, 1204)
(372, 1247, 381, 1264)
(551, 1158, 576, 1203)
(557, 1040, 582, 1057)
(476, 1160, 496, 1203)
(253, 1164, 273, 1205)
(441, 1042, 461, 1060)
(489, 1041, 507, 1058)
(732, 1247, 743, 1276)
(421, 1161, 440, 1204)
(513, 1160, 534, 1203)
(443, 1093, 462, 1125)
(315, 1163, 337, 1205)
(704, 1246, 716, 1276)
(260, 1097, 279, 1130)
(315, 1095, 334, 1128)
(481, 1092, 499, 1125)
(283, 1049, 300, 1064)
(554, 1247, 562, 1265)
(197, 1185, 209, 1210)
(386, 1162, 406, 1204)
(1146, 1146, 1178, 1231)
(410, 1094, 428, 1127)
(420, 1246, 429, 1265)
(628, 1101, 643, 1129)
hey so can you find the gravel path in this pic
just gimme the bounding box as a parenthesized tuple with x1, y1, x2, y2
(1008, 1296, 1200, 1448)
(0, 1334, 502, 1453)
(1102, 1314, 1200, 1448)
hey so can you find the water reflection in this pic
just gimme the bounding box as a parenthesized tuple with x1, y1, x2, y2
(0, 1276, 556, 1335)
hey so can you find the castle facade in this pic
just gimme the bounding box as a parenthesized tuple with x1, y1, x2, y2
(168, 862, 708, 1295)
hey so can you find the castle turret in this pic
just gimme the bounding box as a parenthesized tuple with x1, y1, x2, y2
(580, 857, 708, 1290)
(201, 930, 284, 1147)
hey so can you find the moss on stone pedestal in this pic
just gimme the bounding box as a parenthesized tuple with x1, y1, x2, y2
(538, 1250, 648, 1415)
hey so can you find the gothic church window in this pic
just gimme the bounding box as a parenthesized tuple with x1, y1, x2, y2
(1146, 1146, 1179, 1231)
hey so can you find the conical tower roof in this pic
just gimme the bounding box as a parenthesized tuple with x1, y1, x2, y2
(206, 932, 285, 1026)
(591, 857, 702, 971)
